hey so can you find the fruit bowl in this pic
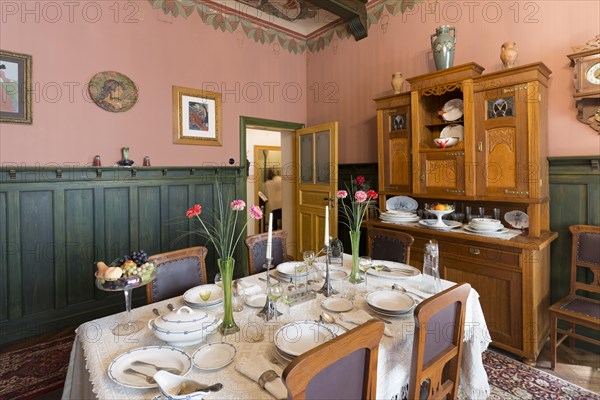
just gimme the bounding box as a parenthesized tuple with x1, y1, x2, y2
(94, 264, 156, 291)
(427, 205, 455, 227)
(433, 137, 459, 148)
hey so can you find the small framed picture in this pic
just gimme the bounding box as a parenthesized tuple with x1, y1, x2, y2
(0, 50, 32, 124)
(173, 86, 222, 146)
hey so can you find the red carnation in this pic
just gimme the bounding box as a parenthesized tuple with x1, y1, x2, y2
(356, 176, 365, 185)
(366, 190, 378, 199)
(186, 204, 201, 218)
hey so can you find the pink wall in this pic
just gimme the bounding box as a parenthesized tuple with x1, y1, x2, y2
(307, 0, 600, 163)
(0, 1, 306, 166)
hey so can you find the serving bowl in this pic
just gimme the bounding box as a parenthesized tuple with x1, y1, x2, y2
(469, 218, 503, 231)
(148, 306, 219, 347)
(433, 137, 459, 148)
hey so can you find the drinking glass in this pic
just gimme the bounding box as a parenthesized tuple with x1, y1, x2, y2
(267, 282, 283, 322)
(199, 289, 211, 316)
(358, 256, 372, 292)
(303, 250, 315, 267)
(214, 273, 222, 288)
(493, 208, 501, 220)
(465, 206, 472, 223)
(478, 207, 485, 218)
(281, 285, 297, 318)
(294, 263, 307, 293)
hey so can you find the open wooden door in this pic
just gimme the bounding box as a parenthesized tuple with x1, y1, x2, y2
(295, 122, 338, 259)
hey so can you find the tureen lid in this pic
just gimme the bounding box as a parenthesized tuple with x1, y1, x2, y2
(150, 306, 214, 333)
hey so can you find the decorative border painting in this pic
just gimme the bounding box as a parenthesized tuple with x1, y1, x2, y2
(88, 71, 139, 113)
(173, 86, 222, 146)
(0, 50, 32, 124)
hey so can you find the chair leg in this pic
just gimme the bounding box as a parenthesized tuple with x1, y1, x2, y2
(550, 313, 557, 370)
(568, 322, 575, 347)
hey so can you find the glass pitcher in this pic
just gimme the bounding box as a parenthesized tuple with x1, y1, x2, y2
(420, 240, 442, 294)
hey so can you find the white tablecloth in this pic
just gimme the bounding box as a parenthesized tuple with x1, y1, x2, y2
(62, 255, 490, 399)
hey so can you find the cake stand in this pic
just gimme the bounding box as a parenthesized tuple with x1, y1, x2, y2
(427, 208, 455, 227)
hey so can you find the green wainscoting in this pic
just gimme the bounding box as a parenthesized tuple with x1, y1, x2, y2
(0, 166, 246, 344)
(549, 155, 600, 351)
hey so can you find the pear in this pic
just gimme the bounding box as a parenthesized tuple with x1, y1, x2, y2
(96, 261, 109, 278)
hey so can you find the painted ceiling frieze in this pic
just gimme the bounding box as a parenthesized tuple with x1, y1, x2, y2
(148, 0, 424, 54)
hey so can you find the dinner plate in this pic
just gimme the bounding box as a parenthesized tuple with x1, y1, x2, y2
(466, 223, 503, 232)
(504, 210, 529, 229)
(367, 303, 414, 317)
(192, 342, 236, 371)
(107, 346, 193, 389)
(183, 284, 223, 306)
(276, 261, 309, 277)
(464, 226, 510, 235)
(440, 98, 464, 121)
(440, 124, 464, 140)
(419, 219, 462, 230)
(386, 196, 418, 211)
(365, 291, 415, 314)
(366, 262, 420, 280)
(321, 297, 354, 313)
(327, 269, 349, 281)
(245, 293, 267, 308)
(275, 321, 335, 357)
(380, 216, 420, 223)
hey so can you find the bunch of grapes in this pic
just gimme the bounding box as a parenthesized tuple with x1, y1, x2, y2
(130, 250, 149, 266)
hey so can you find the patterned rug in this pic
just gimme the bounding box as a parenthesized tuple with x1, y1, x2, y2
(483, 350, 600, 399)
(0, 334, 74, 400)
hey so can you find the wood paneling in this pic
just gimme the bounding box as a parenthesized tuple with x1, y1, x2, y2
(0, 166, 245, 344)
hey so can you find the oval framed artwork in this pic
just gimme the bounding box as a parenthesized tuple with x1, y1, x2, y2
(88, 71, 138, 113)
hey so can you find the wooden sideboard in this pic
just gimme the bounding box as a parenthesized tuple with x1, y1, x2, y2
(373, 62, 557, 362)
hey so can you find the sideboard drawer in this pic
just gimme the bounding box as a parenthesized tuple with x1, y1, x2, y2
(439, 242, 520, 269)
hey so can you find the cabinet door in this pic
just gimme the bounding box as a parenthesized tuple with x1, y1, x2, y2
(418, 151, 465, 196)
(475, 85, 529, 198)
(443, 258, 523, 350)
(381, 107, 412, 193)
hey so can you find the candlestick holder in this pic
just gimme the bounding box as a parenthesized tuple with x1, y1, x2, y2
(257, 258, 282, 321)
(316, 244, 338, 297)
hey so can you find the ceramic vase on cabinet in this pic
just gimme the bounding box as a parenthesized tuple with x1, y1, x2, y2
(431, 25, 456, 70)
(391, 72, 404, 93)
(500, 42, 518, 69)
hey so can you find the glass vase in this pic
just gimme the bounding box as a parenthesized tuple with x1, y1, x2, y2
(218, 257, 240, 335)
(348, 230, 364, 284)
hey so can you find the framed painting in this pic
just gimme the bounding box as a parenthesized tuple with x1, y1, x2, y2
(173, 86, 222, 146)
(0, 50, 32, 124)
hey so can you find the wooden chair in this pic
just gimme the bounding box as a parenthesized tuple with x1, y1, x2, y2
(367, 225, 415, 264)
(408, 283, 471, 400)
(283, 319, 385, 400)
(549, 224, 600, 370)
(244, 230, 290, 275)
(146, 246, 208, 303)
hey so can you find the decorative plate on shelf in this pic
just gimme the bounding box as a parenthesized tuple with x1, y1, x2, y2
(386, 196, 418, 211)
(440, 124, 464, 141)
(88, 71, 138, 113)
(504, 210, 529, 229)
(440, 99, 464, 121)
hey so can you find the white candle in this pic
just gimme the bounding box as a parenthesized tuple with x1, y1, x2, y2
(266, 212, 273, 260)
(324, 206, 329, 246)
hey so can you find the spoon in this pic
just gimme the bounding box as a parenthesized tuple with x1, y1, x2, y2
(131, 360, 180, 374)
(320, 312, 350, 330)
(392, 284, 425, 301)
(123, 368, 155, 383)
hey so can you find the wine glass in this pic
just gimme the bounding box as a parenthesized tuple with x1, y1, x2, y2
(214, 273, 222, 288)
(303, 250, 315, 267)
(281, 285, 297, 318)
(199, 289, 211, 316)
(358, 256, 372, 292)
(267, 282, 283, 322)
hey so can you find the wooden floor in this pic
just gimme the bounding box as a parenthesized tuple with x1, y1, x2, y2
(3, 330, 599, 398)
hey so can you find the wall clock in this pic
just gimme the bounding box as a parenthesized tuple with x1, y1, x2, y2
(567, 36, 600, 133)
(88, 71, 138, 113)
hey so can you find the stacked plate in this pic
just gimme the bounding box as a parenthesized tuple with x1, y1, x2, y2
(276, 261, 309, 278)
(365, 290, 415, 317)
(464, 218, 508, 235)
(274, 321, 335, 362)
(183, 284, 223, 308)
(386, 196, 418, 211)
(379, 210, 419, 223)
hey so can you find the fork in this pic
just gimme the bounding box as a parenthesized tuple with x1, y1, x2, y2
(123, 368, 155, 383)
(131, 360, 181, 374)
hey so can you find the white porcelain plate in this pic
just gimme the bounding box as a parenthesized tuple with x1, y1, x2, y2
(183, 284, 223, 306)
(504, 210, 529, 229)
(328, 269, 349, 281)
(276, 261, 309, 277)
(192, 342, 237, 371)
(441, 98, 464, 121)
(440, 124, 464, 140)
(321, 297, 354, 313)
(107, 346, 192, 389)
(365, 291, 415, 314)
(245, 293, 267, 308)
(366, 261, 421, 280)
(275, 321, 335, 357)
(419, 219, 462, 230)
(386, 196, 418, 211)
(464, 226, 510, 235)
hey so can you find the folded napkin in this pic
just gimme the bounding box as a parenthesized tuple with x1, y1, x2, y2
(235, 355, 288, 399)
(237, 280, 262, 296)
(341, 309, 393, 337)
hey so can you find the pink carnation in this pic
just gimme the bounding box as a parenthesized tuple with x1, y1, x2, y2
(336, 190, 348, 199)
(249, 205, 263, 220)
(366, 190, 378, 200)
(356, 176, 365, 185)
(230, 199, 246, 211)
(355, 191, 367, 202)
(186, 204, 201, 218)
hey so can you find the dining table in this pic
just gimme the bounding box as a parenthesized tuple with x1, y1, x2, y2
(62, 255, 491, 400)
